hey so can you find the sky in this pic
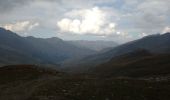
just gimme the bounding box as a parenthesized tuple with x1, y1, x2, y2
(0, 0, 170, 43)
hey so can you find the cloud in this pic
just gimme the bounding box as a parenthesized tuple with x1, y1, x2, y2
(122, 0, 170, 34)
(57, 7, 117, 36)
(162, 27, 170, 34)
(0, 0, 33, 13)
(0, 0, 170, 42)
(1, 21, 39, 33)
(0, 0, 112, 13)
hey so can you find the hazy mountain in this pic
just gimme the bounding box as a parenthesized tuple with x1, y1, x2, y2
(64, 33, 170, 72)
(68, 40, 118, 51)
(25, 36, 96, 64)
(0, 28, 96, 66)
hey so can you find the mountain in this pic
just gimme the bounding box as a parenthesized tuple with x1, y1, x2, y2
(68, 40, 118, 51)
(0, 28, 41, 66)
(64, 33, 170, 72)
(0, 28, 96, 66)
(92, 49, 170, 77)
(24, 36, 96, 64)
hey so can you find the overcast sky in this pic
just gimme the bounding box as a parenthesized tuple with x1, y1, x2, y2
(0, 0, 170, 43)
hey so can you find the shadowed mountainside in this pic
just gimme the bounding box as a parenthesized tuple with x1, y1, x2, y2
(92, 49, 170, 77)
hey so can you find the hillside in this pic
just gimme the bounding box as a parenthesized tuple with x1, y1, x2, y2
(92, 49, 170, 77)
(0, 65, 170, 100)
(0, 65, 60, 84)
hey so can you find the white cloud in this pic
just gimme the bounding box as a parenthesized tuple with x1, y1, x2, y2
(124, 0, 170, 34)
(1, 21, 39, 32)
(138, 33, 148, 38)
(162, 27, 170, 34)
(116, 31, 129, 37)
(57, 7, 117, 36)
(28, 22, 39, 30)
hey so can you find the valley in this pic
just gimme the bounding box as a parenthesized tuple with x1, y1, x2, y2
(1, 0, 170, 99)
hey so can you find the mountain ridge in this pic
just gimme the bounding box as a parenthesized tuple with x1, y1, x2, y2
(0, 28, 96, 66)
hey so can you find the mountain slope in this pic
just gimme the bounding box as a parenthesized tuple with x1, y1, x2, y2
(92, 49, 170, 77)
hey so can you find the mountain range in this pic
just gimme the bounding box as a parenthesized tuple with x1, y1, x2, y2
(1, 27, 170, 78)
(0, 28, 96, 66)
(64, 33, 170, 73)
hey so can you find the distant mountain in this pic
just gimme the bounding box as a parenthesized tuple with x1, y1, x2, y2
(0, 28, 96, 66)
(92, 49, 170, 77)
(64, 33, 170, 72)
(68, 40, 118, 51)
(25, 36, 96, 64)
